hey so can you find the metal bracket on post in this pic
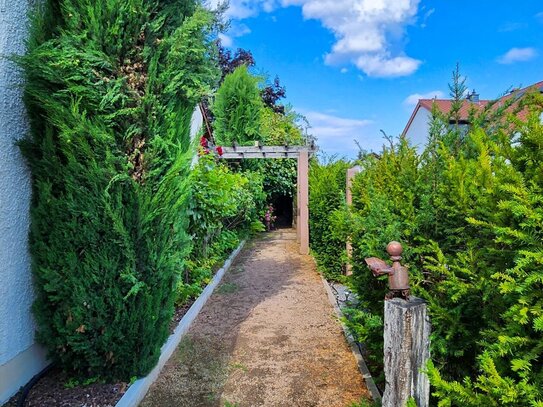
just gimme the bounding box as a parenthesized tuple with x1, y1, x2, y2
(365, 242, 430, 407)
(365, 241, 410, 300)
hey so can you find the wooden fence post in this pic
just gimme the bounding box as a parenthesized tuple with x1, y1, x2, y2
(345, 166, 361, 275)
(297, 150, 309, 255)
(365, 242, 430, 406)
(383, 298, 430, 407)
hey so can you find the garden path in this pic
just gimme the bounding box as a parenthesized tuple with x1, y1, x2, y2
(141, 229, 369, 407)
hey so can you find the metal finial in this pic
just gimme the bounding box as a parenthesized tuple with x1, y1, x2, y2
(365, 241, 410, 300)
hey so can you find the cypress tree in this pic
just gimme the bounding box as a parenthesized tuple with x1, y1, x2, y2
(212, 64, 264, 145)
(18, 0, 219, 380)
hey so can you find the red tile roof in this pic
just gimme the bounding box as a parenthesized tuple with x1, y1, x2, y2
(417, 99, 490, 121)
(403, 80, 543, 136)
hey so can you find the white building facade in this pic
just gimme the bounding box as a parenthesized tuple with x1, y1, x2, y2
(0, 2, 48, 403)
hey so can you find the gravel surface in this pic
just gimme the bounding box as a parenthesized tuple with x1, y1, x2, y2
(142, 229, 370, 407)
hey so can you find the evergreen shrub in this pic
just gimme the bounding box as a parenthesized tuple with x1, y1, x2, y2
(308, 158, 350, 279)
(212, 64, 264, 145)
(19, 0, 218, 380)
(317, 93, 543, 404)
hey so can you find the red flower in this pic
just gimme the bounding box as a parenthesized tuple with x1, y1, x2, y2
(200, 136, 208, 148)
(216, 146, 224, 156)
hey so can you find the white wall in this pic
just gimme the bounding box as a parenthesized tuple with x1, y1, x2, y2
(404, 107, 431, 152)
(0, 1, 48, 404)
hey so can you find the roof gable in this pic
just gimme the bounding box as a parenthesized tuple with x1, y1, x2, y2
(403, 80, 543, 136)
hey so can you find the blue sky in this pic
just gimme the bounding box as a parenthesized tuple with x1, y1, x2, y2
(209, 0, 543, 158)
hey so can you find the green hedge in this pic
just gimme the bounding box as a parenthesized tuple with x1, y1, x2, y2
(327, 95, 543, 404)
(19, 0, 218, 380)
(308, 159, 350, 279)
(177, 154, 265, 303)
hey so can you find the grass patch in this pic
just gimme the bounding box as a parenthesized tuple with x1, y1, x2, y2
(216, 282, 239, 294)
(230, 266, 245, 274)
(229, 361, 248, 373)
(348, 398, 381, 407)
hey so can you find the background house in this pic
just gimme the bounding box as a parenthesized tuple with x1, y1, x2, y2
(0, 2, 48, 403)
(403, 81, 543, 149)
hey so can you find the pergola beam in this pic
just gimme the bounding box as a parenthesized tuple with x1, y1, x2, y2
(219, 145, 316, 160)
(218, 144, 314, 255)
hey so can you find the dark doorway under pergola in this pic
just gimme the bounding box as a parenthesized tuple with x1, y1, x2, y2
(219, 145, 315, 255)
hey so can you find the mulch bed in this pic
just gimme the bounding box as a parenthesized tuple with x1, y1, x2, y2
(5, 302, 194, 407)
(4, 368, 127, 407)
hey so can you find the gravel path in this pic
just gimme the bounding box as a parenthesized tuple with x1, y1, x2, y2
(142, 229, 369, 407)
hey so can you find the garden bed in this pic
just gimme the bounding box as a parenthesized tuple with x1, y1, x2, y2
(4, 242, 245, 407)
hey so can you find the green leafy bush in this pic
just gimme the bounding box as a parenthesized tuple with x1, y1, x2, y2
(212, 63, 307, 217)
(244, 106, 307, 202)
(177, 154, 265, 303)
(19, 0, 218, 380)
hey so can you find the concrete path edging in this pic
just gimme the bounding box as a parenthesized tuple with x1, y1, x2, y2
(115, 241, 246, 407)
(321, 277, 382, 402)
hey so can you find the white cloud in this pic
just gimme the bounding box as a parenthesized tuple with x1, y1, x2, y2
(497, 47, 538, 64)
(218, 23, 251, 47)
(403, 90, 444, 106)
(295, 0, 422, 77)
(207, 0, 280, 19)
(340, 67, 348, 73)
(230, 23, 252, 37)
(209, 0, 423, 77)
(302, 110, 373, 156)
(354, 54, 421, 77)
(218, 33, 233, 47)
(498, 22, 525, 32)
(420, 7, 434, 28)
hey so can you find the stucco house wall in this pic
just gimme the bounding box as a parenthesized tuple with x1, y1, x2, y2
(403, 106, 431, 151)
(0, 1, 48, 404)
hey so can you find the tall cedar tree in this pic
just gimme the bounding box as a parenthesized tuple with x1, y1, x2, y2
(212, 64, 264, 145)
(18, 0, 219, 380)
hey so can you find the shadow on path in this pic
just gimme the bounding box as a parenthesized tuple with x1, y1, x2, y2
(142, 229, 369, 407)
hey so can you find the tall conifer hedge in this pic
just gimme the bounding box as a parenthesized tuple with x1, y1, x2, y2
(19, 0, 218, 380)
(315, 92, 543, 404)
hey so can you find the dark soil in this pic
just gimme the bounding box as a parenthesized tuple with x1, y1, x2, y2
(4, 299, 195, 407)
(169, 299, 195, 334)
(3, 368, 126, 407)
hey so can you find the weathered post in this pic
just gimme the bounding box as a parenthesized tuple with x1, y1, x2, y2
(345, 166, 361, 275)
(297, 150, 310, 255)
(365, 242, 430, 407)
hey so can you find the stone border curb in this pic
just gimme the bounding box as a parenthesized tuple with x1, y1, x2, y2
(321, 277, 382, 402)
(115, 241, 246, 407)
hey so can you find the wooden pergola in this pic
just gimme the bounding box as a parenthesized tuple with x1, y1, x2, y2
(220, 144, 316, 255)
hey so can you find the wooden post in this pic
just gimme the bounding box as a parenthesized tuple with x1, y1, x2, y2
(296, 153, 301, 244)
(383, 297, 430, 407)
(297, 150, 309, 255)
(345, 166, 361, 275)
